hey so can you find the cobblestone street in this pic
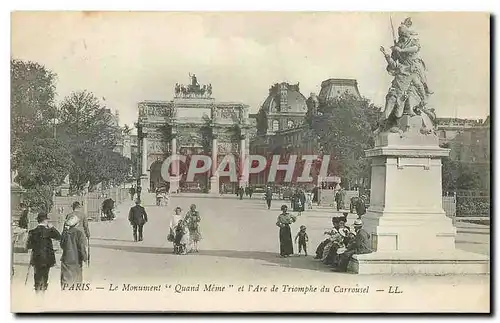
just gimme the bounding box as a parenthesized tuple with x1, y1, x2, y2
(12, 195, 489, 312)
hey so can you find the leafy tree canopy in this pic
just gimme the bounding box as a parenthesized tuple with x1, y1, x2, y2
(307, 93, 381, 188)
(11, 59, 58, 154)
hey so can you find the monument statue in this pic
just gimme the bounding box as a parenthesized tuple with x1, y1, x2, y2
(63, 174, 70, 185)
(375, 17, 435, 134)
(176, 74, 213, 99)
(207, 83, 213, 97)
(175, 83, 181, 98)
(11, 169, 18, 184)
(189, 73, 198, 87)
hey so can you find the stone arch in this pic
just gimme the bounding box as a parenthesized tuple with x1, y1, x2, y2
(149, 160, 167, 192)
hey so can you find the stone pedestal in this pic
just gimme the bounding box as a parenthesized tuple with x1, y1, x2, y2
(209, 176, 219, 194)
(350, 115, 489, 275)
(238, 176, 247, 189)
(169, 176, 180, 194)
(140, 193, 157, 206)
(139, 175, 149, 195)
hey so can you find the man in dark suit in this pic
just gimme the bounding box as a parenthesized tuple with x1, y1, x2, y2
(334, 219, 372, 272)
(26, 212, 61, 292)
(136, 185, 142, 200)
(265, 187, 273, 210)
(355, 195, 367, 219)
(128, 199, 148, 242)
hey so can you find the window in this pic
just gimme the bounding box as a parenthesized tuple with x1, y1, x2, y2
(272, 120, 279, 132)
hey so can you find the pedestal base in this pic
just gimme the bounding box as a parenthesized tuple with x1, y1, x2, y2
(139, 175, 149, 193)
(238, 177, 247, 189)
(349, 250, 489, 275)
(140, 193, 157, 206)
(209, 176, 219, 194)
(357, 116, 490, 275)
(169, 176, 180, 193)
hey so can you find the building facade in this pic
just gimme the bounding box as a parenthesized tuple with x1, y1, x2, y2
(437, 117, 490, 192)
(136, 76, 250, 193)
(249, 79, 360, 187)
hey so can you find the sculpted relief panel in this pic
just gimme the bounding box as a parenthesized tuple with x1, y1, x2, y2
(177, 131, 203, 147)
(148, 141, 165, 153)
(139, 103, 175, 119)
(218, 142, 236, 154)
(218, 107, 239, 121)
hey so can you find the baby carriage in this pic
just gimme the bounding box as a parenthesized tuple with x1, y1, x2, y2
(173, 221, 188, 255)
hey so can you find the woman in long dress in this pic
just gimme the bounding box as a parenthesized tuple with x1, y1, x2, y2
(276, 205, 296, 257)
(169, 206, 189, 254)
(185, 204, 201, 252)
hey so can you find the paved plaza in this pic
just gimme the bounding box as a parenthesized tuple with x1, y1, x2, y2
(12, 195, 489, 311)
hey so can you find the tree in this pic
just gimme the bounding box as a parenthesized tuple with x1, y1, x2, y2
(11, 59, 58, 157)
(13, 138, 73, 212)
(57, 91, 130, 191)
(307, 93, 381, 188)
(58, 91, 120, 149)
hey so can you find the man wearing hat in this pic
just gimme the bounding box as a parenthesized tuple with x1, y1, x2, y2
(60, 214, 88, 287)
(128, 199, 148, 242)
(26, 212, 61, 292)
(334, 219, 372, 272)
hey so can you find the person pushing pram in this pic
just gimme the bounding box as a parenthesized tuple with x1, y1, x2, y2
(168, 207, 189, 255)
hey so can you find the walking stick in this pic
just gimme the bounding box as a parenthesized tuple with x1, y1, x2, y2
(87, 237, 90, 267)
(24, 250, 32, 286)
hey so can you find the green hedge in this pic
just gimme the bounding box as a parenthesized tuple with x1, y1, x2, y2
(456, 197, 490, 217)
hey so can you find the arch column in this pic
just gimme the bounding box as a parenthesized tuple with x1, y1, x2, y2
(139, 131, 150, 192)
(238, 133, 248, 188)
(209, 132, 219, 194)
(170, 132, 180, 193)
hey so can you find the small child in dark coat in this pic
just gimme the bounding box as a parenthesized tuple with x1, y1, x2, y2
(294, 225, 309, 256)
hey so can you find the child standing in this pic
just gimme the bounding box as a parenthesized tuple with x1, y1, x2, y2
(294, 225, 309, 256)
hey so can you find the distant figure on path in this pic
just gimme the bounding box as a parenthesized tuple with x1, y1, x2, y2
(129, 186, 136, 201)
(101, 198, 115, 221)
(26, 212, 61, 293)
(66, 201, 90, 240)
(136, 185, 142, 200)
(276, 205, 296, 257)
(60, 214, 87, 287)
(265, 186, 273, 210)
(128, 199, 148, 242)
(335, 187, 346, 211)
(18, 203, 29, 229)
(355, 195, 367, 219)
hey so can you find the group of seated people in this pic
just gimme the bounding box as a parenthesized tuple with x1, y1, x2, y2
(314, 215, 372, 272)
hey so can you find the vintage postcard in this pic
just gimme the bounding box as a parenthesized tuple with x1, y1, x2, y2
(10, 11, 490, 313)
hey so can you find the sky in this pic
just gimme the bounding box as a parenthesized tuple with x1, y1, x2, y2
(11, 12, 490, 128)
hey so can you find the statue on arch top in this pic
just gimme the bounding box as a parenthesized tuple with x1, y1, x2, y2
(375, 17, 435, 135)
(189, 73, 199, 87)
